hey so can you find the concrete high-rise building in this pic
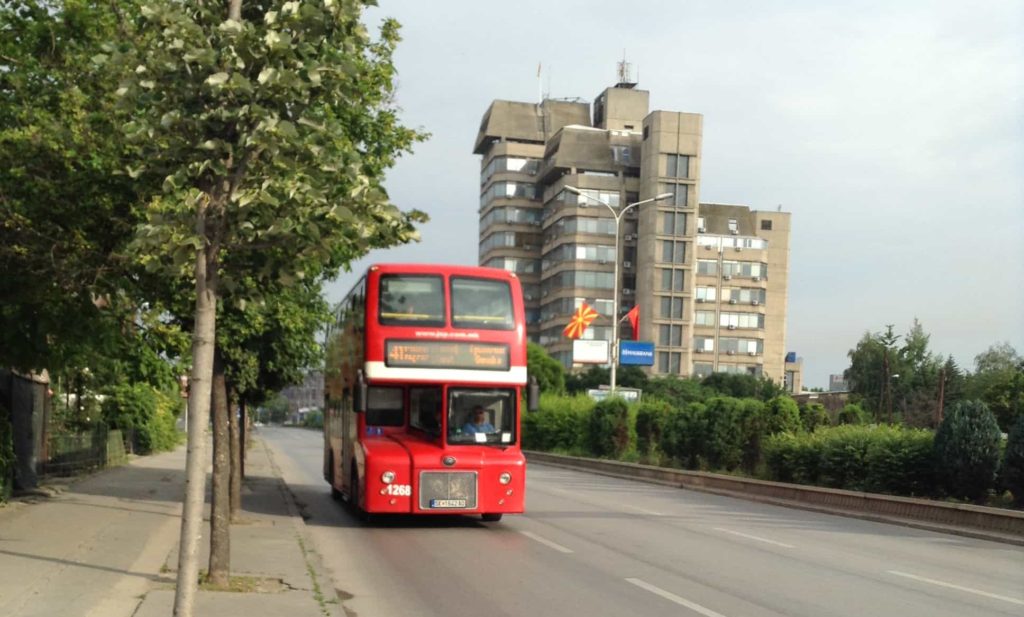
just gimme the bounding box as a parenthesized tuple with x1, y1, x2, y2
(474, 79, 795, 384)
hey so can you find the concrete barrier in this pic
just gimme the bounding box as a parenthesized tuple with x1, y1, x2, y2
(526, 451, 1024, 545)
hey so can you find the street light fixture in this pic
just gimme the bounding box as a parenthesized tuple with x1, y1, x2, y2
(564, 186, 673, 393)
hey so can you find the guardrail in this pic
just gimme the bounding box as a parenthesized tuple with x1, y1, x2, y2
(525, 451, 1024, 545)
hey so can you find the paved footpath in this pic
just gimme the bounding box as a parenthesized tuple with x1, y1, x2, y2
(0, 435, 342, 617)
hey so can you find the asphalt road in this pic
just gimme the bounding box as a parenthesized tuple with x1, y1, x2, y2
(260, 427, 1024, 617)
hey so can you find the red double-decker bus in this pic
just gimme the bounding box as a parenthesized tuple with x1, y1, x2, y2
(323, 264, 537, 521)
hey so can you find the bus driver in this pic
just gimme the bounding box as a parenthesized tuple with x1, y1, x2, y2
(462, 406, 496, 434)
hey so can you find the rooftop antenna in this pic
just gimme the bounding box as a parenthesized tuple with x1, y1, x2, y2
(537, 61, 543, 104)
(616, 50, 637, 89)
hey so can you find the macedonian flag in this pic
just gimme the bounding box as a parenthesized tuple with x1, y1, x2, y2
(562, 302, 599, 339)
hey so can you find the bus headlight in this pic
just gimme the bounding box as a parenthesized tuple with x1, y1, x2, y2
(499, 472, 512, 485)
(381, 471, 396, 484)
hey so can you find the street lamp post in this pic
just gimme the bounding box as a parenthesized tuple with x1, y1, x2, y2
(565, 186, 672, 393)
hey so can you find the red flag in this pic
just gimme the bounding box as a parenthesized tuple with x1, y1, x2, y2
(562, 302, 599, 339)
(626, 305, 639, 340)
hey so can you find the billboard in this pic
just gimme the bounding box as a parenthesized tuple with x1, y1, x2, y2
(619, 341, 655, 366)
(573, 339, 609, 364)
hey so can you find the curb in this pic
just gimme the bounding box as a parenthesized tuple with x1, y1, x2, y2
(262, 440, 346, 617)
(526, 451, 1024, 547)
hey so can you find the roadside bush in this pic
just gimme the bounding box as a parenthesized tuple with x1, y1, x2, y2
(521, 393, 593, 453)
(635, 399, 672, 462)
(702, 397, 747, 471)
(864, 427, 935, 495)
(837, 403, 870, 425)
(764, 396, 801, 435)
(764, 425, 937, 495)
(763, 432, 820, 484)
(102, 384, 181, 454)
(586, 397, 635, 459)
(661, 402, 706, 469)
(934, 400, 1002, 502)
(800, 403, 831, 432)
(999, 414, 1024, 505)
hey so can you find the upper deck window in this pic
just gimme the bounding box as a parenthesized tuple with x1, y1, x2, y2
(379, 275, 445, 326)
(451, 277, 514, 330)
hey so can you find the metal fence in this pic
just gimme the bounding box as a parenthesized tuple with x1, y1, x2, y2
(39, 429, 127, 477)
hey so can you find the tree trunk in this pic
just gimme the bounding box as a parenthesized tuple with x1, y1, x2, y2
(172, 234, 218, 617)
(239, 399, 247, 479)
(229, 387, 241, 519)
(207, 353, 231, 587)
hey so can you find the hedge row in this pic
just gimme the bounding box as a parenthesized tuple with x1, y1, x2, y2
(523, 394, 1024, 505)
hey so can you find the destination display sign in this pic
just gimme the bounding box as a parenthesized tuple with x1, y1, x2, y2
(385, 340, 510, 371)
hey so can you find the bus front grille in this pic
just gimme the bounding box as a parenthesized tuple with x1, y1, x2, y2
(419, 471, 478, 510)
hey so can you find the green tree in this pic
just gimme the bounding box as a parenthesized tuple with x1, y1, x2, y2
(98, 2, 427, 610)
(566, 366, 608, 394)
(527, 343, 565, 394)
(933, 400, 1002, 502)
(837, 403, 869, 425)
(1000, 414, 1024, 506)
(966, 343, 1023, 431)
(800, 402, 831, 432)
(645, 375, 707, 408)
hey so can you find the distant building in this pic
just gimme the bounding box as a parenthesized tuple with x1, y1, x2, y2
(829, 374, 849, 392)
(280, 372, 323, 413)
(474, 77, 795, 386)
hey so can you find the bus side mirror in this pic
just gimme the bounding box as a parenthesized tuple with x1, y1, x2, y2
(527, 376, 539, 412)
(354, 370, 368, 413)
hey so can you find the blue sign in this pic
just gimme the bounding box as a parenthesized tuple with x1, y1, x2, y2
(619, 341, 655, 366)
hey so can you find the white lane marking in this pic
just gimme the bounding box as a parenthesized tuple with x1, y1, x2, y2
(626, 578, 728, 617)
(886, 570, 1024, 606)
(712, 527, 794, 548)
(624, 504, 665, 516)
(519, 530, 574, 554)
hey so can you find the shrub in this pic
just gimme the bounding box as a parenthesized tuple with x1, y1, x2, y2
(585, 397, 635, 458)
(800, 403, 831, 432)
(102, 383, 182, 454)
(661, 402, 706, 469)
(764, 425, 937, 495)
(1000, 414, 1024, 505)
(864, 427, 935, 495)
(301, 410, 324, 429)
(763, 431, 820, 484)
(702, 397, 747, 470)
(934, 400, 1002, 502)
(837, 403, 869, 425)
(764, 396, 801, 435)
(521, 393, 593, 453)
(635, 399, 672, 461)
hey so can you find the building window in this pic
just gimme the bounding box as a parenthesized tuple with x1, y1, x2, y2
(760, 219, 773, 231)
(695, 286, 717, 302)
(660, 240, 686, 264)
(660, 268, 685, 292)
(697, 216, 706, 232)
(659, 297, 684, 319)
(658, 324, 683, 346)
(643, 126, 649, 140)
(693, 336, 714, 352)
(661, 211, 687, 235)
(660, 183, 689, 208)
(694, 310, 716, 326)
(665, 154, 691, 179)
(728, 219, 738, 234)
(658, 351, 682, 374)
(693, 362, 713, 378)
(697, 260, 718, 276)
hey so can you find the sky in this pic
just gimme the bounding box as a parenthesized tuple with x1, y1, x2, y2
(325, 0, 1024, 388)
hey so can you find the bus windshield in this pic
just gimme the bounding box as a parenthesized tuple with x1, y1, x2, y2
(379, 275, 444, 326)
(447, 388, 516, 445)
(451, 277, 514, 330)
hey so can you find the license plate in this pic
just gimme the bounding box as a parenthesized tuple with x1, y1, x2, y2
(430, 499, 467, 508)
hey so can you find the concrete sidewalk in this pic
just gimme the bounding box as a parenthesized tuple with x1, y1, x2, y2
(0, 436, 341, 617)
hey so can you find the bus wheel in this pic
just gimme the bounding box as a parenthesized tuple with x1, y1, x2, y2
(481, 513, 503, 522)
